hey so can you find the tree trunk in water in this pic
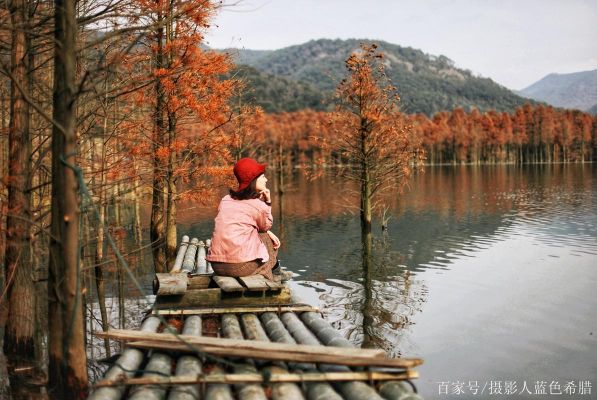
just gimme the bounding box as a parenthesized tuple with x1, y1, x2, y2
(277, 144, 284, 194)
(361, 177, 372, 236)
(361, 232, 374, 349)
(4, 0, 35, 367)
(48, 0, 89, 395)
(150, 12, 166, 273)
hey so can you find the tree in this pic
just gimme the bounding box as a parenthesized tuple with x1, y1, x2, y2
(330, 44, 422, 235)
(128, 0, 237, 272)
(3, 0, 35, 370)
(47, 0, 88, 395)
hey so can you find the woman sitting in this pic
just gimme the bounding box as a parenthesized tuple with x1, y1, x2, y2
(207, 157, 287, 281)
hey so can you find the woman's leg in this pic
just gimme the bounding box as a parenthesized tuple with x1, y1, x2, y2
(253, 232, 278, 280)
(211, 261, 260, 277)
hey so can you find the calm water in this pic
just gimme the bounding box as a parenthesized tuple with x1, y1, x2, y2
(113, 164, 597, 398)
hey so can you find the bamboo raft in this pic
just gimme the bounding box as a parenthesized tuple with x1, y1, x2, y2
(89, 235, 424, 400)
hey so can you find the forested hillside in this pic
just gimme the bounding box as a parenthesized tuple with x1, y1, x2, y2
(229, 65, 326, 112)
(223, 39, 533, 115)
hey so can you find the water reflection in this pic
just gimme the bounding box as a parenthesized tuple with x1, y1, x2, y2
(279, 164, 597, 399)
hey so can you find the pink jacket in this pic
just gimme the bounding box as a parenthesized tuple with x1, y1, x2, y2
(206, 195, 273, 263)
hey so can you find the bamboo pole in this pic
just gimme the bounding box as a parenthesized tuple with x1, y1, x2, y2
(128, 352, 172, 400)
(297, 312, 423, 400)
(168, 315, 202, 400)
(266, 365, 305, 400)
(205, 365, 234, 400)
(285, 312, 385, 400)
(196, 241, 207, 274)
(205, 239, 213, 274)
(89, 316, 161, 400)
(181, 238, 198, 273)
(170, 235, 189, 273)
(379, 380, 423, 400)
(260, 312, 342, 400)
(221, 314, 267, 400)
(93, 371, 419, 388)
(240, 314, 305, 400)
(299, 312, 353, 348)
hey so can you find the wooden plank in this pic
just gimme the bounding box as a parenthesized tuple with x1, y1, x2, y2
(124, 340, 419, 369)
(94, 370, 418, 388)
(187, 275, 211, 290)
(213, 276, 245, 292)
(263, 277, 283, 290)
(153, 305, 319, 316)
(239, 275, 271, 291)
(154, 287, 292, 309)
(96, 329, 386, 358)
(94, 329, 423, 368)
(153, 273, 188, 295)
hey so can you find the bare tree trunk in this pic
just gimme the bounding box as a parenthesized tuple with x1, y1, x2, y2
(165, 111, 177, 271)
(361, 174, 372, 236)
(131, 155, 143, 246)
(92, 88, 110, 357)
(360, 121, 372, 236)
(361, 232, 374, 349)
(47, 0, 89, 395)
(4, 0, 35, 367)
(94, 159, 110, 356)
(164, 5, 177, 271)
(150, 10, 166, 273)
(1, 85, 8, 399)
(0, 86, 9, 399)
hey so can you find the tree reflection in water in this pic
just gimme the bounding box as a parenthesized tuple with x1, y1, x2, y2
(356, 231, 428, 356)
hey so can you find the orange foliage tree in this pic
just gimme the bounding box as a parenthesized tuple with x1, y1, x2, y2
(329, 44, 422, 235)
(249, 104, 595, 168)
(126, 0, 238, 271)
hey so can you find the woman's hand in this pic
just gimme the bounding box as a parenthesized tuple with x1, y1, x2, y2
(259, 188, 271, 203)
(267, 230, 281, 249)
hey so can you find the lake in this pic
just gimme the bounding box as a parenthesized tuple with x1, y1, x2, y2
(103, 164, 597, 398)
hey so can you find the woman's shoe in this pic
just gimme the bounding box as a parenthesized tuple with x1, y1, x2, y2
(273, 269, 293, 282)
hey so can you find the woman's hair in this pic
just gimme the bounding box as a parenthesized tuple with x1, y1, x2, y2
(230, 174, 262, 200)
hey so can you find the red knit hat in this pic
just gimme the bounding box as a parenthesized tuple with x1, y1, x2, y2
(233, 158, 267, 191)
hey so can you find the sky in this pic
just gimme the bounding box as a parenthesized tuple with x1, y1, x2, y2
(205, 0, 597, 90)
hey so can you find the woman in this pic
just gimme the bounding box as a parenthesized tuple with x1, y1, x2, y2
(207, 157, 284, 281)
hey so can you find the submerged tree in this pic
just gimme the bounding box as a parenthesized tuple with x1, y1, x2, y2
(331, 44, 422, 235)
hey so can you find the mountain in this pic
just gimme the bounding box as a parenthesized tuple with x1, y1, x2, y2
(519, 69, 597, 112)
(228, 65, 327, 113)
(588, 103, 597, 115)
(221, 38, 533, 115)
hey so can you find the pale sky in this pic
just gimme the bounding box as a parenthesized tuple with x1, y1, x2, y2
(205, 0, 597, 90)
